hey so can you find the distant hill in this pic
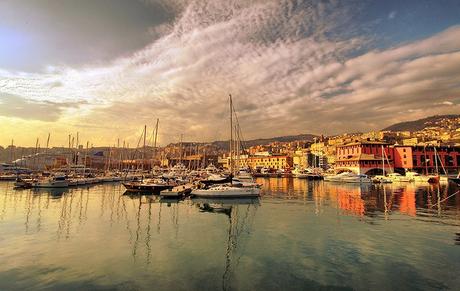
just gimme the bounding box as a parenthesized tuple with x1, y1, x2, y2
(212, 133, 319, 150)
(383, 115, 460, 132)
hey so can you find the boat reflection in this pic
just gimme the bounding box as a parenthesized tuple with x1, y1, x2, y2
(31, 187, 70, 198)
(192, 197, 260, 291)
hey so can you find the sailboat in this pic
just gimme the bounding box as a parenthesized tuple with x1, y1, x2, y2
(191, 94, 261, 198)
(372, 145, 392, 183)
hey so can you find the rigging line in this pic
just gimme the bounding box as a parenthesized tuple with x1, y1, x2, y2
(429, 189, 459, 208)
(231, 102, 249, 154)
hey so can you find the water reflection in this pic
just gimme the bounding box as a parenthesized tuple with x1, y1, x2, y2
(0, 180, 459, 290)
(193, 198, 260, 291)
(259, 178, 460, 220)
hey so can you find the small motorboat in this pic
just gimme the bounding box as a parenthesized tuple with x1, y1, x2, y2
(387, 173, 412, 183)
(160, 184, 193, 198)
(14, 177, 33, 188)
(372, 175, 392, 183)
(405, 171, 431, 183)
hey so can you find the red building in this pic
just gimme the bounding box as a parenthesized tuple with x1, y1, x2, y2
(395, 145, 460, 174)
(336, 141, 394, 175)
(336, 142, 460, 175)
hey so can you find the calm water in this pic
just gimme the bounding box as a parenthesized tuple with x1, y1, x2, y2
(0, 179, 459, 291)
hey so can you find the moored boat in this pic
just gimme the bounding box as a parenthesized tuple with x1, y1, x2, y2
(160, 184, 193, 198)
(123, 179, 175, 194)
(405, 171, 431, 183)
(32, 175, 69, 188)
(324, 172, 371, 183)
(191, 184, 260, 198)
(387, 173, 412, 183)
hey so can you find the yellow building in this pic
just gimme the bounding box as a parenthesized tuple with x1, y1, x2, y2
(292, 149, 309, 168)
(247, 155, 293, 170)
(402, 137, 419, 146)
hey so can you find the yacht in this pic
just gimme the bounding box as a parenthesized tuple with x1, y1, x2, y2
(201, 173, 232, 185)
(233, 169, 260, 187)
(14, 177, 34, 188)
(205, 164, 219, 175)
(160, 184, 193, 198)
(405, 171, 431, 183)
(292, 167, 308, 179)
(32, 175, 69, 188)
(387, 173, 412, 182)
(372, 175, 392, 183)
(306, 167, 323, 180)
(123, 178, 175, 194)
(191, 184, 260, 198)
(324, 172, 371, 183)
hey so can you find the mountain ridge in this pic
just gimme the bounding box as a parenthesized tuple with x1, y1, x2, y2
(383, 114, 460, 132)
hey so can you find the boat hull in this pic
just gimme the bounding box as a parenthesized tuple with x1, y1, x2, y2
(191, 187, 260, 198)
(123, 183, 173, 195)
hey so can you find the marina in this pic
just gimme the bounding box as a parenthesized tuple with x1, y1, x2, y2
(0, 178, 459, 290)
(1, 1, 460, 290)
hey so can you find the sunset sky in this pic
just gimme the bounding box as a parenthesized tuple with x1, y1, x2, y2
(1, 0, 460, 147)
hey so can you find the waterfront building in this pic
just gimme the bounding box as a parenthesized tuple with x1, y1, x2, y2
(292, 149, 309, 169)
(335, 140, 460, 175)
(246, 155, 293, 170)
(395, 145, 460, 174)
(335, 141, 394, 175)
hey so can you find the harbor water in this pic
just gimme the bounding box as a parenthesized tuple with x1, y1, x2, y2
(0, 179, 459, 290)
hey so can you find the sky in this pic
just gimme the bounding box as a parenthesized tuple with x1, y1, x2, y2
(0, 0, 460, 147)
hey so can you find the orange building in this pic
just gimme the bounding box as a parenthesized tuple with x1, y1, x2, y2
(336, 141, 394, 174)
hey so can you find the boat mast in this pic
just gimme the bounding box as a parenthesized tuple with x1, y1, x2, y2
(179, 134, 183, 166)
(34, 138, 39, 171)
(117, 138, 120, 172)
(142, 125, 147, 171)
(10, 139, 14, 163)
(381, 145, 385, 175)
(84, 141, 89, 175)
(236, 124, 240, 172)
(121, 140, 125, 173)
(434, 146, 439, 176)
(153, 119, 159, 171)
(229, 94, 233, 175)
(68, 134, 72, 173)
(423, 145, 428, 174)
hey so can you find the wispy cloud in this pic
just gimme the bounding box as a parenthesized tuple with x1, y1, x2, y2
(388, 11, 397, 20)
(0, 0, 459, 145)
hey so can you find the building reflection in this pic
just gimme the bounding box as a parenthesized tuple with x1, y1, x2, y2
(257, 178, 460, 219)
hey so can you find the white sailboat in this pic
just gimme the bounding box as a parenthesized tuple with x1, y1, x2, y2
(324, 172, 371, 183)
(372, 145, 392, 183)
(191, 94, 261, 198)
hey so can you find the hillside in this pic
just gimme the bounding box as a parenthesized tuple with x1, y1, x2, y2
(383, 115, 460, 132)
(212, 133, 318, 150)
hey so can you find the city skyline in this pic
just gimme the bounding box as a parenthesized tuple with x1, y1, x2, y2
(1, 0, 460, 147)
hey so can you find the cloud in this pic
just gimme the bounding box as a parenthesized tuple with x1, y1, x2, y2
(0, 93, 87, 121)
(435, 101, 455, 106)
(0, 0, 460, 145)
(388, 11, 397, 19)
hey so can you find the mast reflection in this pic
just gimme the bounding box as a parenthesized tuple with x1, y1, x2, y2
(192, 197, 260, 291)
